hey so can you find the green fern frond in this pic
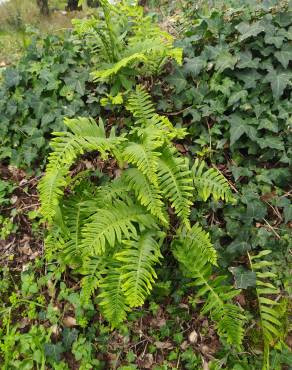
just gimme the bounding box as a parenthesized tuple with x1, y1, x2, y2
(38, 117, 125, 222)
(177, 223, 218, 266)
(123, 168, 168, 224)
(81, 201, 157, 255)
(92, 53, 147, 81)
(248, 250, 283, 370)
(80, 256, 106, 305)
(98, 261, 129, 328)
(157, 147, 193, 224)
(192, 159, 234, 202)
(173, 233, 245, 349)
(116, 231, 164, 307)
(123, 141, 161, 186)
(126, 86, 156, 126)
(38, 168, 69, 222)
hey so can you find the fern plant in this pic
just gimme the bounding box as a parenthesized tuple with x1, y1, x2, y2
(248, 250, 285, 370)
(72, 0, 182, 92)
(38, 86, 242, 345)
(172, 224, 245, 349)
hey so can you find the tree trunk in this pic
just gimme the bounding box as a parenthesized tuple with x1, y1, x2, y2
(36, 0, 50, 16)
(66, 0, 82, 11)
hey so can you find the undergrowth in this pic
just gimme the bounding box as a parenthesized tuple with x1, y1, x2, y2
(0, 1, 291, 369)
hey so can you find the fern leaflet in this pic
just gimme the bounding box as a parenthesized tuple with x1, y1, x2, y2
(116, 231, 164, 307)
(192, 159, 234, 202)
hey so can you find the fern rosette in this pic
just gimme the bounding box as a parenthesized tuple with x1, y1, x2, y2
(38, 85, 242, 347)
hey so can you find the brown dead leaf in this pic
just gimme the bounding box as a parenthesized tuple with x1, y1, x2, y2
(154, 341, 173, 350)
(180, 340, 189, 350)
(137, 354, 153, 369)
(63, 316, 77, 327)
(149, 317, 166, 328)
(188, 329, 198, 344)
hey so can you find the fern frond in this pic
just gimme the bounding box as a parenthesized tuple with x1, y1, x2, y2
(38, 117, 125, 222)
(157, 147, 193, 224)
(81, 201, 157, 255)
(80, 256, 106, 305)
(123, 141, 161, 186)
(126, 85, 156, 126)
(116, 231, 163, 307)
(178, 223, 218, 266)
(98, 261, 129, 328)
(192, 159, 234, 202)
(92, 53, 147, 81)
(38, 168, 69, 222)
(173, 232, 245, 349)
(248, 250, 283, 370)
(123, 168, 168, 224)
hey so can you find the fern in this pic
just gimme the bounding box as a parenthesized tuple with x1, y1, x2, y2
(39, 87, 234, 329)
(38, 117, 124, 222)
(192, 159, 234, 202)
(123, 168, 168, 224)
(80, 256, 106, 305)
(116, 231, 164, 307)
(178, 223, 218, 266)
(81, 201, 157, 255)
(98, 261, 129, 328)
(126, 86, 156, 126)
(173, 227, 245, 349)
(74, 0, 182, 85)
(248, 250, 284, 370)
(158, 147, 193, 224)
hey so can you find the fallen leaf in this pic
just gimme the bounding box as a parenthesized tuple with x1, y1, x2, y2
(154, 341, 173, 349)
(188, 329, 198, 344)
(63, 316, 77, 327)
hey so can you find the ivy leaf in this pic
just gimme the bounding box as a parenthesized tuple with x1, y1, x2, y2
(4, 68, 21, 88)
(44, 342, 64, 362)
(228, 115, 247, 146)
(215, 51, 238, 73)
(234, 70, 262, 89)
(166, 69, 187, 93)
(183, 57, 206, 76)
(230, 166, 253, 181)
(237, 50, 260, 69)
(258, 136, 284, 150)
(274, 11, 292, 27)
(265, 34, 285, 48)
(247, 200, 267, 220)
(283, 204, 292, 223)
(258, 119, 278, 133)
(229, 266, 256, 289)
(236, 21, 265, 41)
(228, 90, 248, 106)
(264, 69, 291, 99)
(62, 328, 79, 351)
(275, 44, 292, 68)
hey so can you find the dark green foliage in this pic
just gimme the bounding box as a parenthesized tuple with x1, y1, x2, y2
(0, 31, 100, 170)
(160, 3, 291, 164)
(154, 2, 291, 265)
(1, 1, 291, 369)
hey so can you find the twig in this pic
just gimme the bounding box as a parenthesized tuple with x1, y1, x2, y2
(263, 218, 281, 240)
(158, 106, 192, 116)
(213, 165, 239, 194)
